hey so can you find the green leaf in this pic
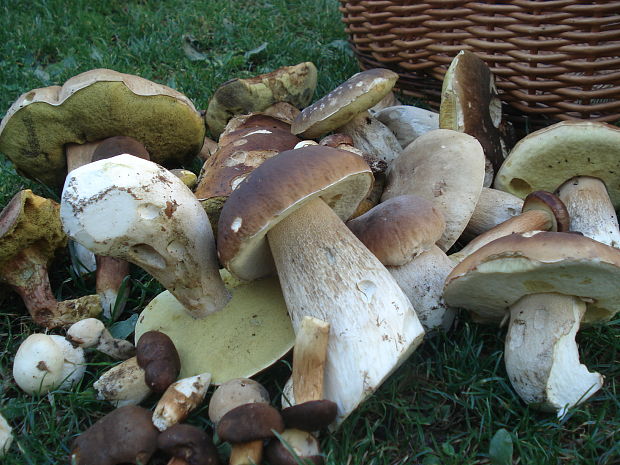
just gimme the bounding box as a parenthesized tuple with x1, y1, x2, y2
(108, 313, 139, 340)
(489, 428, 513, 465)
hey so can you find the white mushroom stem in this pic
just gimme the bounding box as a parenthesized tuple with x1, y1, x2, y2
(338, 111, 402, 166)
(463, 187, 523, 241)
(0, 413, 12, 457)
(388, 245, 456, 331)
(153, 373, 211, 431)
(61, 154, 230, 318)
(93, 356, 151, 407)
(451, 209, 553, 262)
(267, 196, 424, 425)
(557, 176, 620, 248)
(292, 316, 330, 404)
(504, 293, 603, 417)
(229, 441, 264, 465)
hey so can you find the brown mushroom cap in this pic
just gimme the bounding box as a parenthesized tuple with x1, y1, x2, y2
(521, 191, 570, 232)
(136, 330, 181, 393)
(444, 231, 620, 325)
(71, 405, 159, 465)
(291, 68, 399, 139)
(264, 429, 324, 465)
(91, 135, 150, 162)
(217, 145, 373, 281)
(0, 68, 204, 188)
(158, 424, 220, 465)
(494, 121, 620, 206)
(281, 400, 338, 432)
(347, 195, 445, 266)
(216, 403, 284, 443)
(208, 378, 270, 424)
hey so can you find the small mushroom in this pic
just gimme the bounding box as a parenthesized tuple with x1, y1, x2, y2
(0, 412, 12, 457)
(206, 62, 317, 137)
(66, 318, 135, 359)
(60, 154, 230, 318)
(152, 372, 212, 431)
(71, 405, 159, 465)
(462, 187, 524, 241)
(265, 429, 323, 465)
(444, 231, 620, 416)
(136, 330, 181, 393)
(13, 333, 85, 395)
(93, 356, 151, 407)
(338, 111, 402, 166)
(373, 105, 439, 149)
(158, 424, 220, 465)
(0, 190, 101, 328)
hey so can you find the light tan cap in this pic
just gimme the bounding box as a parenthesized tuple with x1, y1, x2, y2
(444, 231, 620, 325)
(217, 145, 373, 280)
(382, 129, 486, 251)
(291, 68, 399, 139)
(0, 68, 204, 188)
(494, 121, 620, 206)
(347, 195, 445, 266)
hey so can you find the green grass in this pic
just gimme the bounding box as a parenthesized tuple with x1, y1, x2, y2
(0, 0, 619, 464)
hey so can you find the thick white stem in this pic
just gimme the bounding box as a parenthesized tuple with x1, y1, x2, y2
(505, 293, 603, 417)
(557, 176, 620, 248)
(267, 197, 424, 425)
(388, 245, 456, 331)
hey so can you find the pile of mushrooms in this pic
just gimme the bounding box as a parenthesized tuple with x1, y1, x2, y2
(0, 55, 618, 464)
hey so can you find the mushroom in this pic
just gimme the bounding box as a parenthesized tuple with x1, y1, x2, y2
(0, 412, 12, 456)
(93, 356, 151, 407)
(217, 403, 285, 465)
(290, 68, 399, 140)
(206, 62, 318, 137)
(440, 50, 505, 186)
(0, 68, 204, 190)
(152, 373, 212, 431)
(217, 145, 425, 425)
(66, 317, 135, 360)
(338, 111, 402, 166)
(494, 121, 620, 247)
(450, 191, 569, 262)
(60, 154, 230, 318)
(136, 330, 181, 393)
(347, 195, 456, 331)
(134, 272, 294, 382)
(158, 424, 220, 465)
(71, 405, 159, 465)
(381, 129, 486, 252)
(208, 378, 270, 425)
(265, 429, 324, 465)
(13, 333, 85, 395)
(444, 231, 620, 416)
(462, 187, 524, 241)
(373, 105, 439, 149)
(0, 189, 101, 328)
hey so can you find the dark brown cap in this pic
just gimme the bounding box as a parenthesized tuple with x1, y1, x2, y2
(522, 191, 570, 232)
(91, 136, 150, 162)
(265, 429, 324, 465)
(136, 330, 181, 393)
(158, 423, 220, 465)
(281, 400, 338, 432)
(216, 403, 284, 443)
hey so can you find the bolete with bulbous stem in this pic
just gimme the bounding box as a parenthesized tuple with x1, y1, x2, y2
(0, 190, 101, 328)
(60, 154, 230, 318)
(444, 231, 620, 416)
(218, 145, 425, 425)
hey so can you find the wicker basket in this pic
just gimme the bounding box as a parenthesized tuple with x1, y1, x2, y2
(339, 1, 620, 125)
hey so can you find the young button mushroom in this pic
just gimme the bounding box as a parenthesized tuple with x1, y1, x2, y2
(347, 195, 456, 331)
(444, 231, 620, 416)
(450, 191, 569, 262)
(66, 318, 135, 360)
(152, 372, 212, 431)
(0, 190, 101, 328)
(0, 68, 204, 190)
(93, 356, 151, 407)
(495, 121, 620, 248)
(134, 273, 294, 383)
(382, 129, 486, 252)
(71, 405, 159, 465)
(291, 68, 399, 139)
(206, 62, 317, 137)
(61, 154, 230, 318)
(218, 145, 425, 425)
(440, 50, 506, 187)
(13, 333, 85, 395)
(136, 330, 181, 393)
(158, 423, 220, 465)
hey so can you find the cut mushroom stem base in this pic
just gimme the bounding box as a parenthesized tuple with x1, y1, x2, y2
(504, 292, 603, 417)
(557, 176, 620, 248)
(268, 196, 424, 424)
(229, 439, 263, 465)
